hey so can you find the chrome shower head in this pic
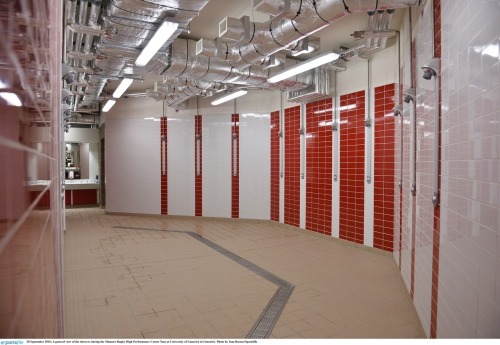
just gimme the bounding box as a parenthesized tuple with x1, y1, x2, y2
(421, 58, 440, 80)
(403, 88, 416, 103)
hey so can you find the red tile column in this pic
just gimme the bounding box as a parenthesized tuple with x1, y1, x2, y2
(195, 115, 202, 217)
(231, 114, 239, 219)
(430, 0, 442, 338)
(339, 91, 365, 244)
(270, 110, 280, 222)
(161, 116, 168, 215)
(373, 84, 396, 251)
(284, 106, 301, 227)
(411, 37, 418, 299)
(306, 99, 333, 235)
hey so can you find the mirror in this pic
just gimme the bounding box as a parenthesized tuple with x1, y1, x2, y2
(65, 143, 80, 179)
(64, 128, 100, 181)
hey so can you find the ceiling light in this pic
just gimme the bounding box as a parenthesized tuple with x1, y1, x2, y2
(211, 90, 247, 106)
(113, 78, 133, 98)
(0, 92, 22, 107)
(268, 51, 340, 84)
(102, 99, 116, 112)
(135, 21, 179, 67)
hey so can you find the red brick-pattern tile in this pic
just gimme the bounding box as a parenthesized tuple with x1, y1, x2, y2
(306, 99, 333, 235)
(339, 91, 365, 244)
(430, 0, 441, 338)
(373, 84, 396, 251)
(231, 114, 239, 219)
(195, 115, 202, 217)
(270, 110, 280, 222)
(161, 116, 168, 215)
(284, 106, 301, 228)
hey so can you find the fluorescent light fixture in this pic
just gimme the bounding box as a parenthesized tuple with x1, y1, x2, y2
(102, 99, 116, 112)
(113, 78, 133, 98)
(135, 21, 179, 67)
(268, 51, 340, 84)
(211, 90, 247, 106)
(0, 92, 22, 107)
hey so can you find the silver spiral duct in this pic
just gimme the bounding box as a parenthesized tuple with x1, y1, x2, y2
(66, 0, 211, 107)
(157, 38, 316, 108)
(64, 0, 424, 110)
(213, 0, 423, 67)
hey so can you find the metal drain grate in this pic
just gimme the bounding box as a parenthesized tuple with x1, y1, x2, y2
(113, 226, 294, 338)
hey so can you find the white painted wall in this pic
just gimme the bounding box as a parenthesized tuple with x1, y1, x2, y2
(168, 90, 282, 117)
(106, 117, 160, 214)
(202, 114, 231, 218)
(239, 113, 270, 220)
(167, 116, 195, 216)
(64, 127, 99, 143)
(80, 143, 89, 179)
(89, 142, 99, 181)
(104, 97, 163, 214)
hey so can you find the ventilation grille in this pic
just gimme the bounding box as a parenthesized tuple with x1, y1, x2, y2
(219, 17, 228, 37)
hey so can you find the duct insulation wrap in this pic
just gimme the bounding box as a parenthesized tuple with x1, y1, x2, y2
(221, 0, 423, 67)
(82, 76, 108, 106)
(107, 0, 209, 25)
(72, 0, 211, 107)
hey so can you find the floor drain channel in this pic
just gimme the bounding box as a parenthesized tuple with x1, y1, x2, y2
(113, 226, 294, 338)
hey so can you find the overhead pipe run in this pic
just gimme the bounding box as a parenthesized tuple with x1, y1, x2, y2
(211, 0, 425, 68)
(63, 0, 426, 110)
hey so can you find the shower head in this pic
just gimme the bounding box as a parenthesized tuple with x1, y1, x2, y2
(421, 58, 440, 80)
(61, 88, 73, 106)
(393, 104, 403, 117)
(403, 88, 416, 103)
(62, 64, 77, 84)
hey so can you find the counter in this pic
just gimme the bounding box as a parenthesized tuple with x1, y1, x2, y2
(26, 179, 101, 208)
(65, 179, 100, 206)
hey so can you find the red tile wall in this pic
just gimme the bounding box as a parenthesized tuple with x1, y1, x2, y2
(339, 91, 365, 244)
(284, 106, 301, 227)
(270, 110, 280, 222)
(373, 84, 396, 251)
(161, 116, 168, 215)
(306, 99, 333, 235)
(195, 115, 202, 217)
(231, 114, 239, 219)
(430, 0, 442, 338)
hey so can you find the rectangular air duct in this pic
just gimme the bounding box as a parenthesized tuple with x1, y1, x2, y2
(287, 68, 330, 103)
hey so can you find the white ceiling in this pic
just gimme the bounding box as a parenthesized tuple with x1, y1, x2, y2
(108, 0, 404, 94)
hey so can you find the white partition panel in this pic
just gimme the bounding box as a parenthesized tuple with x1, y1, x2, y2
(202, 114, 232, 218)
(106, 118, 160, 214)
(239, 113, 271, 220)
(167, 116, 195, 216)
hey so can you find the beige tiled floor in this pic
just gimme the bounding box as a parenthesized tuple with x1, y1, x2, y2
(63, 208, 422, 339)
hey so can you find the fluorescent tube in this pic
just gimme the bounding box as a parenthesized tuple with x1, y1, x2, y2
(211, 90, 247, 106)
(0, 92, 22, 107)
(135, 21, 179, 67)
(102, 99, 116, 112)
(268, 51, 340, 83)
(112, 78, 133, 98)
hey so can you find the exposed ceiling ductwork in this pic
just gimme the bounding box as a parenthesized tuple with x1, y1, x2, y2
(62, 0, 425, 111)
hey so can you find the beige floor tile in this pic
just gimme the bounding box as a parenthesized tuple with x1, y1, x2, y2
(64, 208, 421, 339)
(166, 325, 195, 338)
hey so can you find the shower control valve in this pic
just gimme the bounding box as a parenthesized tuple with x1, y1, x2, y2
(364, 118, 372, 128)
